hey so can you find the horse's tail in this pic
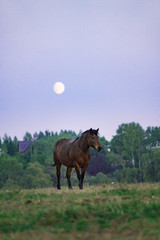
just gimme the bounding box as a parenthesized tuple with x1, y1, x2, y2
(49, 163, 56, 167)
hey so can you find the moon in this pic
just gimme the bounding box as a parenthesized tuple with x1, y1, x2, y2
(53, 82, 65, 94)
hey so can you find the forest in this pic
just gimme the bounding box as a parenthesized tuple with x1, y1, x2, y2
(0, 122, 160, 189)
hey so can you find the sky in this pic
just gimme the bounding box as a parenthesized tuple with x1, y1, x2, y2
(0, 0, 160, 141)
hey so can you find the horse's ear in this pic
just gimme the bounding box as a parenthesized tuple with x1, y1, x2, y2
(89, 128, 93, 133)
(97, 128, 99, 133)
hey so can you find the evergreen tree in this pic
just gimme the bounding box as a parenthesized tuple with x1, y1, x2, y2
(23, 132, 32, 141)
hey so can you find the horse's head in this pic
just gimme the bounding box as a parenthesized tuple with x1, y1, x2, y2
(87, 128, 102, 152)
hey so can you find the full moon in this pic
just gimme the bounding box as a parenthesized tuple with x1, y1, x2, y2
(53, 82, 65, 94)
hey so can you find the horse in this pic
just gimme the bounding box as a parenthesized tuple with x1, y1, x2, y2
(53, 128, 102, 190)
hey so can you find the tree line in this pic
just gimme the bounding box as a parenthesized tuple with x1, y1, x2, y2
(0, 123, 160, 189)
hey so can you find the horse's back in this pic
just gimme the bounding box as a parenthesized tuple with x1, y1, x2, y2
(55, 138, 72, 148)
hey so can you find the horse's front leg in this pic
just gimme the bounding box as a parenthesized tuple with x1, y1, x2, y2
(79, 165, 88, 190)
(73, 162, 82, 189)
(66, 167, 73, 189)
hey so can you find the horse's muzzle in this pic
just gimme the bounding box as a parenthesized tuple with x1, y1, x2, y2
(97, 146, 102, 152)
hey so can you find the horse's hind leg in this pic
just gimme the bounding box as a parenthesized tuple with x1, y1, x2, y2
(66, 167, 73, 189)
(56, 164, 61, 190)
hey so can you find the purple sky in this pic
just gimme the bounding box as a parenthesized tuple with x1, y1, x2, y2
(0, 0, 160, 141)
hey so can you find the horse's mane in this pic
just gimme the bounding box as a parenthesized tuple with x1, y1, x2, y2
(74, 137, 80, 142)
(81, 129, 98, 136)
(73, 129, 98, 142)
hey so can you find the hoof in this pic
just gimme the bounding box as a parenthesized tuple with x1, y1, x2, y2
(79, 184, 83, 190)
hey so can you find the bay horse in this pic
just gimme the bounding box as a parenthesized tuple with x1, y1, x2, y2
(53, 128, 102, 190)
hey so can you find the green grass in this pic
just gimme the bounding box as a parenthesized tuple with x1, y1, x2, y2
(0, 183, 160, 240)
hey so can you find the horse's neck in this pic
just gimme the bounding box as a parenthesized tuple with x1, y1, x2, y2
(78, 134, 89, 152)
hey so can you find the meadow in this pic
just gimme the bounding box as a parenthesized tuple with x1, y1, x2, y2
(0, 183, 160, 240)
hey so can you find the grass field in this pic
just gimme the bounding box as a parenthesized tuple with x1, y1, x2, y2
(0, 183, 160, 240)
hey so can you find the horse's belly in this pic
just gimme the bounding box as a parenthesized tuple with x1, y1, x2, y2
(59, 155, 74, 167)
